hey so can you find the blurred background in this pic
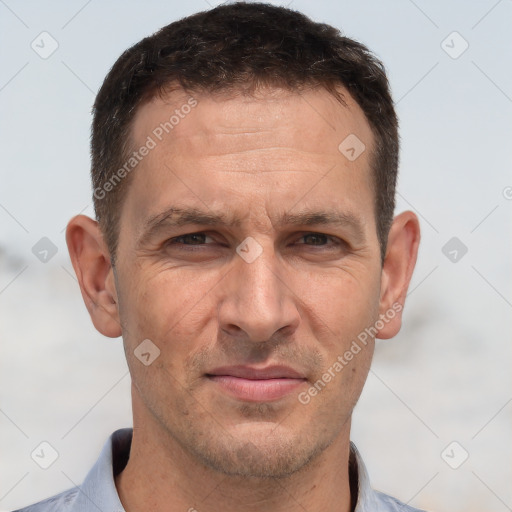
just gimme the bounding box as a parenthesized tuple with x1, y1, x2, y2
(0, 1, 511, 511)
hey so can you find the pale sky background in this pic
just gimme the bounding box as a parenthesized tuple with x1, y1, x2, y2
(0, 1, 511, 511)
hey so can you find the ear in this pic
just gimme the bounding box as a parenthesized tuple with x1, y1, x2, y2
(65, 214, 122, 338)
(375, 210, 420, 339)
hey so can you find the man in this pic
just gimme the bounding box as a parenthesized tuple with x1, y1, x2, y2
(15, 2, 422, 511)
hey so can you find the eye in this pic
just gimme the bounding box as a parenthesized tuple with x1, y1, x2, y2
(296, 232, 343, 247)
(300, 233, 329, 245)
(167, 232, 215, 246)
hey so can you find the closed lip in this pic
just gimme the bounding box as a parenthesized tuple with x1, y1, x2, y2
(206, 365, 306, 380)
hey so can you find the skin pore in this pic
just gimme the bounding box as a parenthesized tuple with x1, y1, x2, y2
(66, 85, 420, 512)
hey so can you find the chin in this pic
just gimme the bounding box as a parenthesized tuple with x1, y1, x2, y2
(185, 422, 330, 479)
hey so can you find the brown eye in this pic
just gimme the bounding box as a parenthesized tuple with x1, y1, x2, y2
(170, 233, 209, 245)
(302, 233, 329, 245)
(297, 233, 343, 247)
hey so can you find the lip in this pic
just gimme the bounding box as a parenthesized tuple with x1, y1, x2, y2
(206, 365, 307, 402)
(207, 365, 306, 380)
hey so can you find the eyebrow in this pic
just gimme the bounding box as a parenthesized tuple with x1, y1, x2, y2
(136, 206, 366, 247)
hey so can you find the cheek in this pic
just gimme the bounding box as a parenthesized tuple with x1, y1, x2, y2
(296, 266, 381, 341)
(121, 267, 222, 355)
(295, 268, 379, 400)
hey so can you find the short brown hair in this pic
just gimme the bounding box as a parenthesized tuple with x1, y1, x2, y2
(91, 2, 398, 263)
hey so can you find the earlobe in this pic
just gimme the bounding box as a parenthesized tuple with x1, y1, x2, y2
(376, 211, 420, 340)
(65, 215, 122, 338)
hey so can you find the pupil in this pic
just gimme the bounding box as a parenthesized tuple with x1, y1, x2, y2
(187, 234, 204, 244)
(306, 234, 326, 245)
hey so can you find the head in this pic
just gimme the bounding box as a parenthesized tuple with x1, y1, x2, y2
(67, 2, 419, 479)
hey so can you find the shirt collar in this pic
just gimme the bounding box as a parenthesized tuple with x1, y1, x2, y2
(349, 441, 380, 511)
(72, 428, 130, 512)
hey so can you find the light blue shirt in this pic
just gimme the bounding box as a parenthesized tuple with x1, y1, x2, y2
(13, 428, 426, 512)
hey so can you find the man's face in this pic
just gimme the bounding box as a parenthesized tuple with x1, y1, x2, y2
(114, 86, 382, 477)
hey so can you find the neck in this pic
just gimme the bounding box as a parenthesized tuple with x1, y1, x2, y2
(116, 409, 354, 512)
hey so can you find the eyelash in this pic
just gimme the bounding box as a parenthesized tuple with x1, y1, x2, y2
(166, 232, 344, 249)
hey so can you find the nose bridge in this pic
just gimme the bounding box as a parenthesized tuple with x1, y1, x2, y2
(219, 239, 299, 342)
(240, 244, 280, 309)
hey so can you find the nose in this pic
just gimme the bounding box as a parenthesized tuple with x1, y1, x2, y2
(218, 242, 301, 343)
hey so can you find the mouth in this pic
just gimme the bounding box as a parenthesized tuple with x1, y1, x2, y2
(205, 365, 308, 402)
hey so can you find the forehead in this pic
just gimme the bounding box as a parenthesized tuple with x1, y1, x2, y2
(122, 85, 375, 239)
(131, 85, 373, 166)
